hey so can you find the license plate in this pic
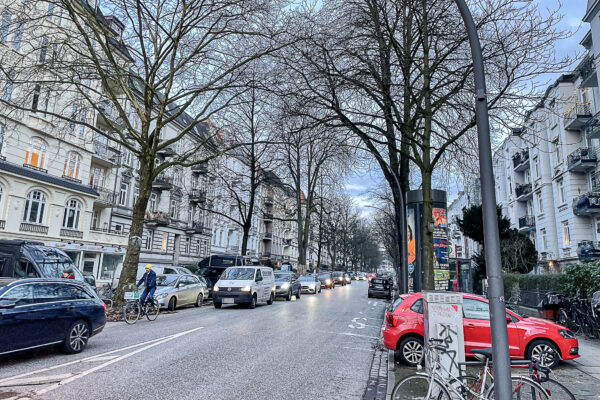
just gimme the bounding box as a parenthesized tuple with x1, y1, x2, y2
(374, 285, 382, 289)
(223, 298, 234, 304)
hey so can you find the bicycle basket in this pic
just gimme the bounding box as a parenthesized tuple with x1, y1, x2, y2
(124, 291, 140, 300)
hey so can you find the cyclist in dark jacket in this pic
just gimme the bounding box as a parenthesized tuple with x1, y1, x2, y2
(137, 264, 157, 307)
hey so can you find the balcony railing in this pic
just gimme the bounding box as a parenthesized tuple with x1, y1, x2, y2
(22, 163, 48, 174)
(91, 185, 117, 205)
(567, 147, 597, 172)
(515, 183, 532, 200)
(283, 238, 292, 246)
(263, 213, 273, 221)
(93, 140, 121, 165)
(264, 196, 274, 204)
(60, 228, 83, 239)
(97, 98, 125, 127)
(518, 215, 535, 230)
(573, 192, 600, 216)
(188, 189, 206, 204)
(191, 164, 208, 174)
(577, 240, 600, 262)
(20, 222, 49, 234)
(262, 251, 272, 258)
(263, 232, 273, 240)
(152, 173, 173, 190)
(512, 150, 530, 171)
(145, 211, 171, 226)
(157, 146, 177, 157)
(579, 54, 598, 88)
(563, 102, 592, 131)
(0, 220, 5, 229)
(89, 226, 127, 235)
(185, 222, 205, 234)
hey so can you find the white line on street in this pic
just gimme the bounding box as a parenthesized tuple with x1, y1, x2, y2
(338, 332, 378, 339)
(0, 374, 73, 388)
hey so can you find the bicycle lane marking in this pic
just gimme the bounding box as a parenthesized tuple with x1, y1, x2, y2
(2, 327, 203, 399)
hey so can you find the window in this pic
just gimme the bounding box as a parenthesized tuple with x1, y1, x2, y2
(15, 260, 38, 278)
(553, 139, 562, 166)
(0, 122, 4, 155)
(533, 156, 540, 179)
(39, 36, 49, 63)
(541, 228, 548, 251)
(47, 1, 55, 18)
(62, 199, 81, 229)
(133, 186, 139, 205)
(537, 193, 544, 213)
(89, 166, 104, 188)
(173, 170, 180, 186)
(2, 69, 15, 102)
(0, 284, 34, 306)
(63, 151, 81, 179)
(24, 137, 47, 169)
(557, 179, 565, 204)
(144, 230, 153, 250)
(42, 89, 51, 116)
(0, 184, 3, 215)
(23, 190, 46, 224)
(149, 192, 157, 212)
(118, 183, 128, 206)
(69, 104, 77, 133)
(463, 298, 489, 320)
(79, 109, 86, 137)
(184, 237, 190, 253)
(563, 221, 571, 246)
(122, 150, 131, 166)
(91, 210, 98, 229)
(170, 199, 178, 219)
(0, 11, 11, 42)
(410, 299, 423, 314)
(12, 19, 24, 50)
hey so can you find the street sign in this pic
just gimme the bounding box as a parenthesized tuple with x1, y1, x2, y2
(280, 265, 291, 271)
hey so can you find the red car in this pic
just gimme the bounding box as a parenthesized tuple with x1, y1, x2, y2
(382, 292, 579, 369)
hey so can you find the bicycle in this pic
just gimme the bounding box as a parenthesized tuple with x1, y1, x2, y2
(122, 291, 160, 325)
(391, 339, 548, 399)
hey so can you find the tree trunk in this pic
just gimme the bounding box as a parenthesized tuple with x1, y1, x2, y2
(113, 157, 154, 307)
(422, 169, 435, 290)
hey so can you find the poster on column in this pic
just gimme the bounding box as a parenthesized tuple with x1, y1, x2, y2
(407, 207, 417, 293)
(433, 207, 449, 290)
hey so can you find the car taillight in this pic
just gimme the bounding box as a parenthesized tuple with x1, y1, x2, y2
(386, 313, 402, 327)
(102, 302, 107, 310)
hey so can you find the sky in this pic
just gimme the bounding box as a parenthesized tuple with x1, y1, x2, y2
(345, 0, 590, 217)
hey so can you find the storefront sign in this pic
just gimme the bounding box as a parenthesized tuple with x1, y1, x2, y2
(49, 242, 125, 253)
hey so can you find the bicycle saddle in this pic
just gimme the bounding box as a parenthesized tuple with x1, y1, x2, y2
(472, 348, 494, 359)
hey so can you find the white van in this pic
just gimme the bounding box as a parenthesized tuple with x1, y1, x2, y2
(212, 266, 275, 309)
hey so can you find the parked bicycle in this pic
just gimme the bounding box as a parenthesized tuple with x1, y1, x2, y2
(122, 291, 160, 325)
(391, 339, 549, 399)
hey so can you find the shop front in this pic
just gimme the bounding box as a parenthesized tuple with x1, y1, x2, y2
(49, 242, 125, 284)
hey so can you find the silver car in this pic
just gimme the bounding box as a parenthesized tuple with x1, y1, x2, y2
(154, 274, 208, 311)
(300, 275, 321, 294)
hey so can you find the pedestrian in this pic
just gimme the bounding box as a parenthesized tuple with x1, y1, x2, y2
(137, 264, 157, 308)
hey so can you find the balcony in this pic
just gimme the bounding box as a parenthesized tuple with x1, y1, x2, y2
(157, 146, 177, 158)
(283, 238, 292, 246)
(191, 164, 208, 174)
(515, 183, 532, 201)
(587, 112, 600, 140)
(97, 98, 126, 128)
(579, 54, 598, 88)
(92, 140, 121, 167)
(512, 150, 530, 171)
(185, 222, 205, 234)
(573, 192, 600, 216)
(0, 220, 4, 229)
(263, 213, 273, 221)
(188, 189, 206, 204)
(264, 196, 274, 205)
(92, 186, 117, 207)
(20, 223, 49, 234)
(567, 147, 597, 172)
(60, 228, 83, 239)
(261, 251, 272, 259)
(152, 173, 173, 191)
(263, 232, 273, 240)
(22, 163, 48, 174)
(145, 211, 171, 227)
(88, 227, 128, 246)
(518, 215, 535, 232)
(563, 102, 592, 131)
(577, 240, 600, 262)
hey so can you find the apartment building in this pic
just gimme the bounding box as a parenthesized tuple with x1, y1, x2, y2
(447, 183, 481, 261)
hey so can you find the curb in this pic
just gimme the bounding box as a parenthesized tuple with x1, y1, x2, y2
(386, 350, 395, 400)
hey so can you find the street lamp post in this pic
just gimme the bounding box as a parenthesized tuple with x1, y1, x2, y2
(453, 0, 511, 398)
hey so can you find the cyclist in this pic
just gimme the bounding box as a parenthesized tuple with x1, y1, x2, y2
(137, 264, 157, 308)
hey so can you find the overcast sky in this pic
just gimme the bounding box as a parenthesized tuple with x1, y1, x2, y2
(346, 0, 590, 216)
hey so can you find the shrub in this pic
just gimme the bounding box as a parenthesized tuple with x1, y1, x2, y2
(561, 262, 600, 298)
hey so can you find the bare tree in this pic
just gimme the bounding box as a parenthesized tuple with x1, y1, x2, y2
(0, 0, 290, 303)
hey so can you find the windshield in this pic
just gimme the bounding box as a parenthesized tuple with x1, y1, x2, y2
(25, 246, 84, 281)
(222, 268, 255, 280)
(196, 267, 227, 279)
(318, 273, 330, 278)
(274, 272, 290, 280)
(199, 257, 244, 267)
(333, 272, 343, 277)
(300, 276, 314, 282)
(156, 275, 179, 287)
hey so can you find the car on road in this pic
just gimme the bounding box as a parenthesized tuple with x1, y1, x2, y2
(155, 274, 209, 311)
(300, 275, 321, 294)
(368, 277, 392, 299)
(358, 273, 367, 281)
(345, 273, 352, 285)
(195, 255, 250, 296)
(0, 278, 106, 356)
(213, 266, 275, 309)
(274, 271, 302, 300)
(332, 271, 346, 286)
(318, 272, 335, 289)
(382, 292, 579, 369)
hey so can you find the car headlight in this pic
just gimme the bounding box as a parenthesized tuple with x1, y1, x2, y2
(326, 279, 331, 284)
(281, 282, 290, 289)
(241, 286, 251, 292)
(213, 285, 220, 292)
(156, 293, 168, 299)
(558, 329, 575, 339)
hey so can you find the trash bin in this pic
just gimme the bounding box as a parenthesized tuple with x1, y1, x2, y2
(537, 292, 564, 321)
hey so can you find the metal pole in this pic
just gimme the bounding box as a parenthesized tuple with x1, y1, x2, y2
(388, 168, 408, 294)
(453, 1, 511, 398)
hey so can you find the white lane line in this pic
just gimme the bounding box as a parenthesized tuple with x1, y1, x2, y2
(339, 332, 378, 339)
(9, 327, 203, 400)
(0, 374, 73, 388)
(0, 330, 196, 385)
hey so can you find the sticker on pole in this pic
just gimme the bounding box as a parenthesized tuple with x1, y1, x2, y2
(124, 291, 140, 300)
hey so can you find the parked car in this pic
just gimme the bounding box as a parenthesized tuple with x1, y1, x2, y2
(155, 274, 208, 311)
(345, 273, 352, 285)
(195, 255, 250, 295)
(0, 278, 106, 356)
(135, 264, 192, 281)
(332, 271, 346, 286)
(368, 277, 392, 299)
(300, 275, 321, 294)
(213, 266, 275, 309)
(274, 271, 302, 300)
(358, 273, 367, 281)
(382, 292, 579, 369)
(318, 272, 335, 289)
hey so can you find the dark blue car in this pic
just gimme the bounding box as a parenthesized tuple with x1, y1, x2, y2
(0, 279, 106, 356)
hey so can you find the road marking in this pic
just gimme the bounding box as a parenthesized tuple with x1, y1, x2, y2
(342, 347, 374, 352)
(0, 374, 73, 388)
(6, 327, 203, 400)
(339, 332, 378, 339)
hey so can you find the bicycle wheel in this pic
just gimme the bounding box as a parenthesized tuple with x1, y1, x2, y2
(540, 378, 575, 400)
(447, 375, 489, 400)
(123, 301, 141, 325)
(486, 376, 549, 399)
(146, 299, 160, 321)
(391, 374, 451, 400)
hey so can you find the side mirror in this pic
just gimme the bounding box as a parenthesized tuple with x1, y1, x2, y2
(506, 315, 512, 323)
(0, 300, 16, 309)
(256, 276, 263, 282)
(177, 282, 184, 288)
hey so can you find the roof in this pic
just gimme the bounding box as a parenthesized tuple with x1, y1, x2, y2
(0, 160, 99, 196)
(584, 0, 600, 22)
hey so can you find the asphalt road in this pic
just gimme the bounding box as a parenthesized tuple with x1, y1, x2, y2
(0, 280, 388, 400)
